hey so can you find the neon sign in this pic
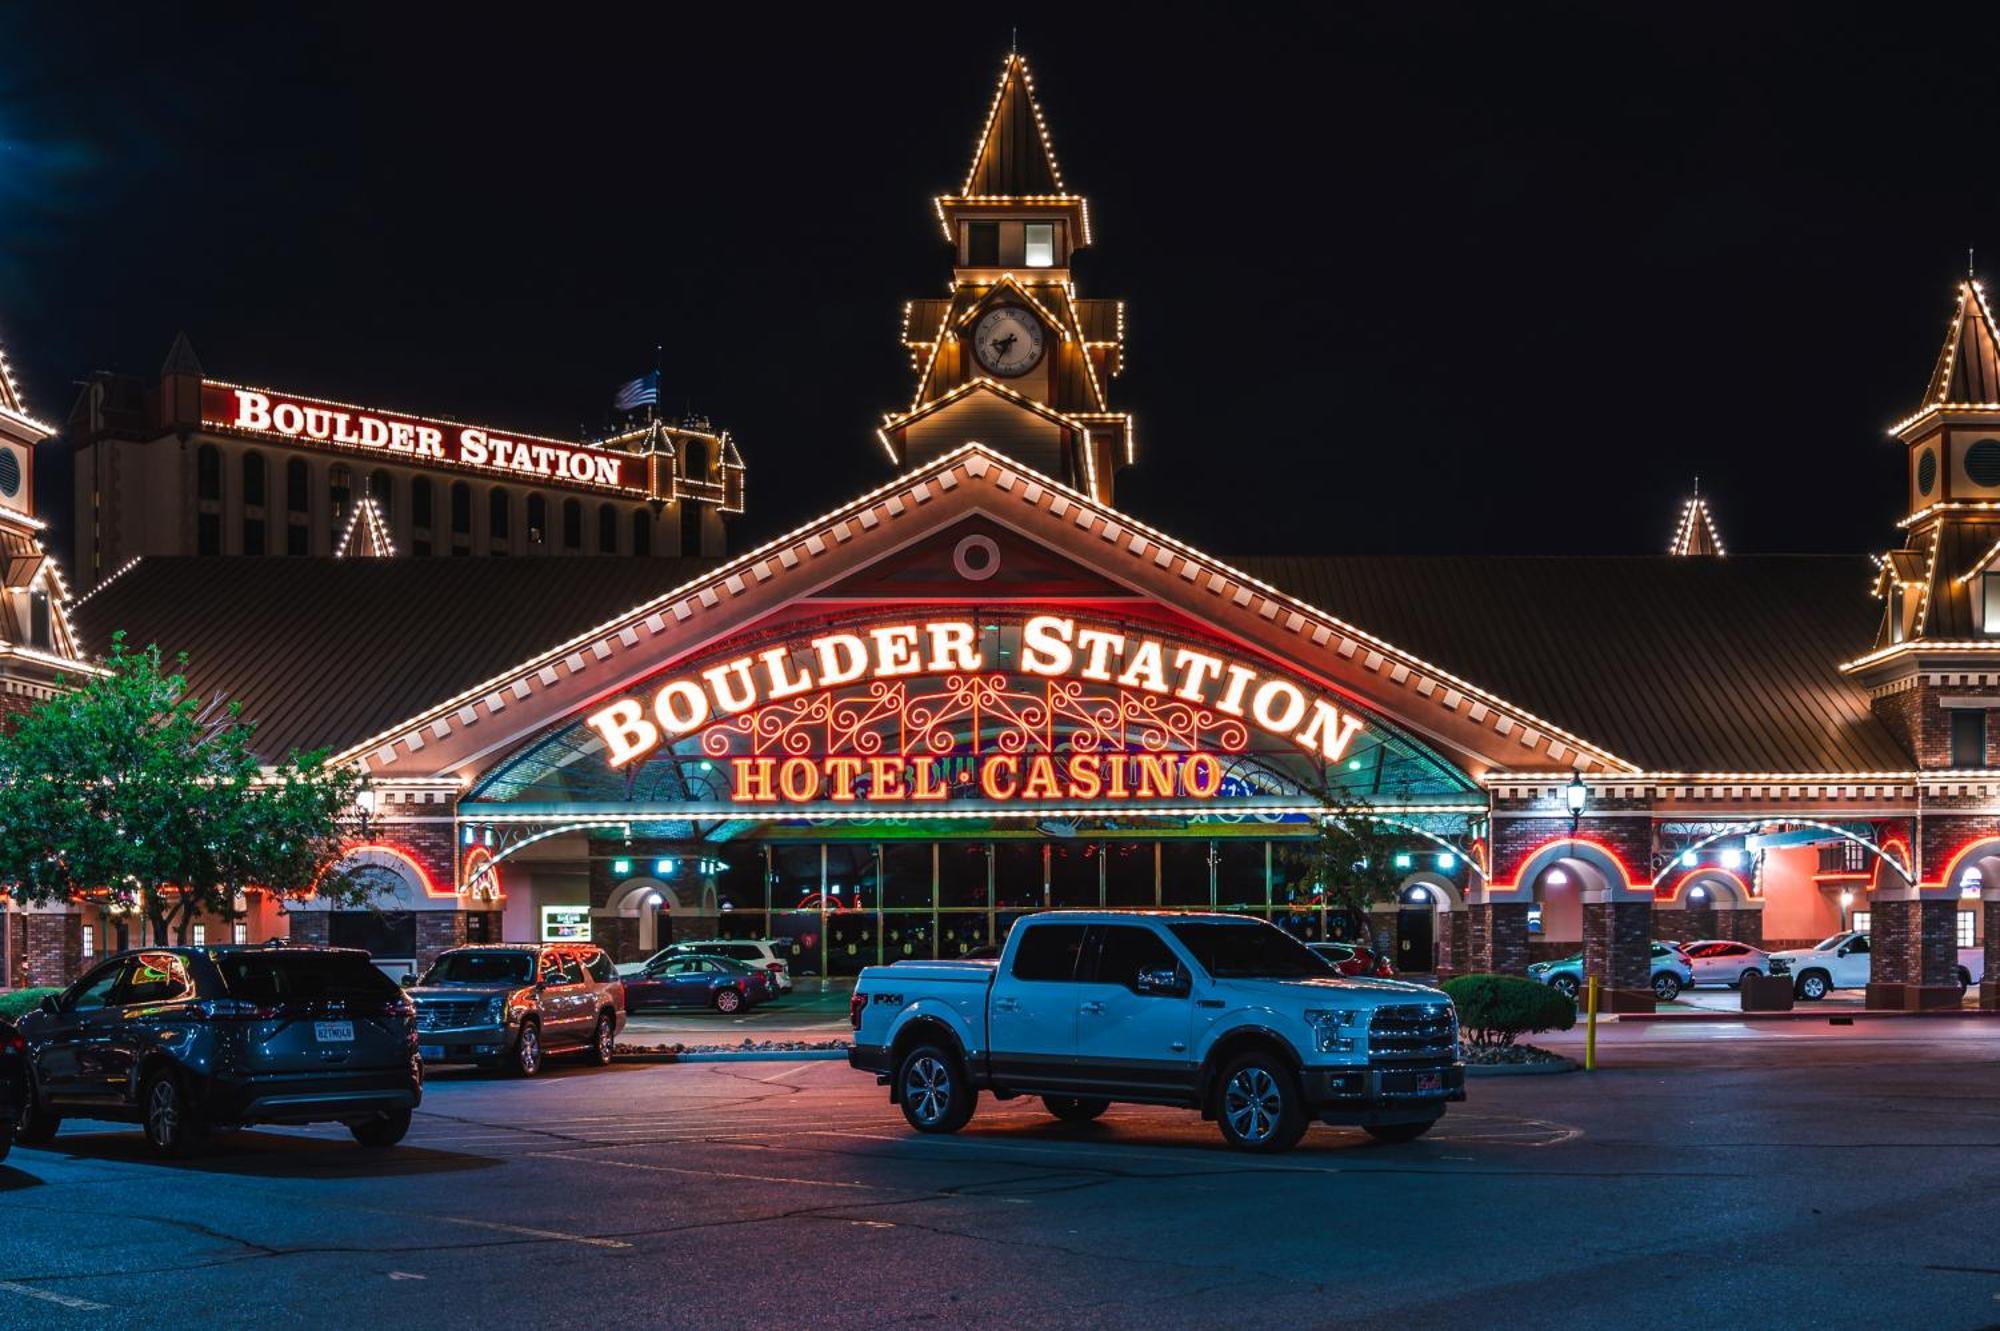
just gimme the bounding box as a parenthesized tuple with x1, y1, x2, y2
(202, 383, 634, 491)
(585, 616, 1366, 803)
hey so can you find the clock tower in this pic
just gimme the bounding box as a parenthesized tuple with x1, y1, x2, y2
(879, 52, 1132, 505)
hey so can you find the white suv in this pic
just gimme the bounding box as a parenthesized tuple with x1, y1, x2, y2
(1769, 930, 1985, 1000)
(618, 939, 794, 993)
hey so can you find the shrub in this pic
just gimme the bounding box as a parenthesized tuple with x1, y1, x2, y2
(1441, 973, 1576, 1049)
(0, 987, 59, 1023)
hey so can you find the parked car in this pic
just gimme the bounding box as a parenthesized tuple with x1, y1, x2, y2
(0, 1017, 25, 1164)
(849, 911, 1464, 1152)
(1528, 942, 1694, 1002)
(618, 938, 793, 993)
(13, 944, 421, 1157)
(407, 943, 624, 1076)
(1766, 931, 1986, 1000)
(1675, 939, 1772, 988)
(1307, 941, 1396, 979)
(622, 954, 773, 1013)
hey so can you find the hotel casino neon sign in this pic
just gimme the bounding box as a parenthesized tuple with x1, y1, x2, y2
(201, 383, 635, 490)
(585, 616, 1367, 805)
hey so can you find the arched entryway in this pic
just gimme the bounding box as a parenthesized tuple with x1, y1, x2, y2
(1655, 867, 1762, 948)
(1471, 838, 1656, 1011)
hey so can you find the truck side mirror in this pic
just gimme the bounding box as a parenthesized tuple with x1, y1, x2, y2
(1134, 967, 1190, 998)
(39, 994, 61, 1017)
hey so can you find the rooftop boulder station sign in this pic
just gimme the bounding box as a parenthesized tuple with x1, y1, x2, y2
(585, 615, 1369, 806)
(201, 383, 638, 491)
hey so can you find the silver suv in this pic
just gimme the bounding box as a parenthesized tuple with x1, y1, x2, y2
(407, 944, 625, 1076)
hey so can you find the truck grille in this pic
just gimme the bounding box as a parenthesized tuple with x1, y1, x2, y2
(415, 1001, 485, 1031)
(1369, 1002, 1458, 1061)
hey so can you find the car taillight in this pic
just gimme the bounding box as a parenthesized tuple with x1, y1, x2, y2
(1376, 958, 1396, 977)
(1, 1031, 24, 1055)
(849, 990, 866, 1029)
(766, 961, 785, 973)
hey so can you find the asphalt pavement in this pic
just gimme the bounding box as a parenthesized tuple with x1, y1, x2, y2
(3, 1021, 1999, 1329)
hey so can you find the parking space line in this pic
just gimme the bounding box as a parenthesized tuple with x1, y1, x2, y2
(0, 1282, 112, 1312)
(435, 1217, 632, 1249)
(525, 1149, 896, 1192)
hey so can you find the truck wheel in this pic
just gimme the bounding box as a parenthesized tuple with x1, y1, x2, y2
(1215, 1053, 1307, 1153)
(0, 1116, 12, 1163)
(141, 1071, 208, 1159)
(896, 1045, 975, 1135)
(14, 1075, 59, 1145)
(510, 1021, 544, 1077)
(349, 1108, 412, 1148)
(588, 1013, 616, 1066)
(1042, 1096, 1108, 1123)
(1363, 1119, 1437, 1144)
(1550, 975, 1579, 1000)
(1651, 973, 1682, 1002)
(1796, 971, 1829, 1001)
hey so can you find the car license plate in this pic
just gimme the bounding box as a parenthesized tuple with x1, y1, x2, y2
(1416, 1071, 1443, 1092)
(314, 1021, 355, 1043)
(419, 1044, 444, 1061)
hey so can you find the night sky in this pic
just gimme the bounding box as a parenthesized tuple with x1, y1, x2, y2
(5, 6, 1996, 564)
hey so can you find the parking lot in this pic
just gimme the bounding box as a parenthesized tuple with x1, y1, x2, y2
(2, 1019, 1998, 1330)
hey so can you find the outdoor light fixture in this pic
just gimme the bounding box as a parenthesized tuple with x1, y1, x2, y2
(643, 892, 663, 909)
(1564, 773, 1588, 817)
(462, 825, 477, 847)
(1720, 848, 1745, 869)
(1436, 852, 1456, 871)
(656, 858, 676, 875)
(1839, 889, 1855, 906)
(1393, 852, 1413, 869)
(612, 858, 632, 876)
(1546, 868, 1570, 886)
(354, 785, 377, 835)
(1679, 850, 1697, 867)
(1690, 886, 1707, 902)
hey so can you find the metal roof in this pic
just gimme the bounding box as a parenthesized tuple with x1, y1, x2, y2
(72, 557, 717, 762)
(71, 552, 1909, 776)
(1231, 555, 1907, 773)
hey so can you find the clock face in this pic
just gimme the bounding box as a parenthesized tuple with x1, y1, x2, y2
(972, 306, 1045, 377)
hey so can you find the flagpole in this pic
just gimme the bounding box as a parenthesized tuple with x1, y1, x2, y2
(650, 343, 661, 428)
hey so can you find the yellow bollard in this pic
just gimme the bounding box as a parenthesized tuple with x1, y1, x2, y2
(1585, 975, 1599, 1071)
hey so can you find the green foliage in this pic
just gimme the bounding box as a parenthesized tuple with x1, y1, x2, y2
(1275, 780, 1409, 919)
(0, 636, 368, 944)
(0, 988, 59, 1022)
(1442, 973, 1578, 1048)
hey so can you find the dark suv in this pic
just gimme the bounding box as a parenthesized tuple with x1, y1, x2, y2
(14, 944, 421, 1157)
(407, 943, 625, 1076)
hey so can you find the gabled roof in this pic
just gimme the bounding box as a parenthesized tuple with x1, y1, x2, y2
(1914, 279, 2000, 416)
(959, 52, 1065, 197)
(161, 331, 204, 378)
(334, 497, 395, 557)
(0, 318, 54, 437)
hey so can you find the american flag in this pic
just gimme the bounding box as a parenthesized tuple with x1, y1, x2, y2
(612, 371, 659, 412)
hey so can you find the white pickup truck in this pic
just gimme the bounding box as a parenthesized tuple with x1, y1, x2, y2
(1767, 930, 1986, 1000)
(847, 911, 1464, 1152)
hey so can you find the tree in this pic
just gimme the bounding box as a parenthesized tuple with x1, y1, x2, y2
(0, 636, 371, 944)
(1277, 778, 1409, 934)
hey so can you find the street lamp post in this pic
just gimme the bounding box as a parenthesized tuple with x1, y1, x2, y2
(1839, 888, 1854, 931)
(354, 785, 377, 839)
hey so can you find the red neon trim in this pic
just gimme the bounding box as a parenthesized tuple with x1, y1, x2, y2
(1660, 866, 1750, 906)
(314, 842, 454, 900)
(1489, 835, 1645, 896)
(1927, 836, 2000, 892)
(460, 847, 503, 899)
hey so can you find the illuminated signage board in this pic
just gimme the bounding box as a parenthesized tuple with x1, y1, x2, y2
(585, 615, 1366, 805)
(201, 382, 636, 491)
(541, 906, 592, 942)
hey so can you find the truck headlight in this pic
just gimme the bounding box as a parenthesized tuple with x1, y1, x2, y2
(1303, 1008, 1358, 1054)
(483, 995, 507, 1023)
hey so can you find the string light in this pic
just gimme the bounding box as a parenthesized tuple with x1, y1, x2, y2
(333, 495, 397, 558)
(1667, 489, 1725, 556)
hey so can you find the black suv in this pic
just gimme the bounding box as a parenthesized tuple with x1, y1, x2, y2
(14, 944, 422, 1157)
(0, 1018, 25, 1164)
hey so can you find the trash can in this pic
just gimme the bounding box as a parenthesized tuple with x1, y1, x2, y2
(1741, 972, 1795, 1012)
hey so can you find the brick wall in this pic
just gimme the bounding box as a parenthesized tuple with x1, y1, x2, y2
(1468, 902, 1529, 975)
(1584, 900, 1652, 1010)
(1984, 899, 2000, 1010)
(23, 913, 81, 988)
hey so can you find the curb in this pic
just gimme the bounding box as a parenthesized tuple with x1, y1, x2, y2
(615, 1048, 851, 1064)
(1464, 1058, 1579, 1077)
(1620, 1008, 1999, 1024)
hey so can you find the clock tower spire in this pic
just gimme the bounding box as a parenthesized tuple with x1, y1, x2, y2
(879, 51, 1132, 504)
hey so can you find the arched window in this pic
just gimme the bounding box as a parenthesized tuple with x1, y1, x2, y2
(562, 498, 582, 551)
(527, 494, 547, 545)
(489, 487, 510, 541)
(411, 477, 433, 530)
(598, 502, 618, 553)
(369, 470, 393, 520)
(450, 481, 472, 544)
(197, 444, 221, 501)
(285, 458, 309, 513)
(632, 507, 652, 556)
(681, 437, 710, 480)
(329, 464, 352, 522)
(242, 451, 266, 507)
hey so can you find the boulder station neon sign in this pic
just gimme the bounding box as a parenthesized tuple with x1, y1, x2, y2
(585, 616, 1367, 804)
(201, 383, 634, 490)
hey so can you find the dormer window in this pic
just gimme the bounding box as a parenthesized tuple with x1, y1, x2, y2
(1984, 572, 2000, 634)
(1024, 223, 1054, 267)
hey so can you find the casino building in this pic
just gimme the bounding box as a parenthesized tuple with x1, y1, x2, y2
(7, 52, 2000, 1011)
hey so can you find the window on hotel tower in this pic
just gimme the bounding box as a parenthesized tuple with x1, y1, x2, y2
(562, 499, 581, 551)
(411, 477, 433, 530)
(966, 221, 999, 266)
(242, 452, 265, 506)
(527, 494, 546, 545)
(1952, 709, 1988, 768)
(632, 507, 651, 555)
(450, 482, 471, 552)
(1984, 573, 2000, 634)
(489, 488, 510, 544)
(197, 444, 221, 501)
(286, 458, 309, 514)
(598, 503, 617, 553)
